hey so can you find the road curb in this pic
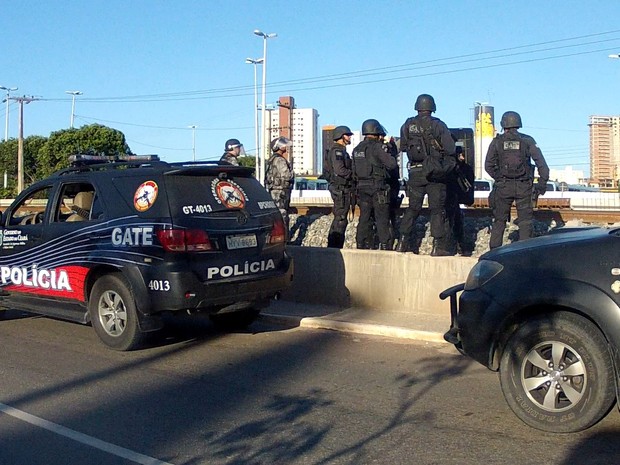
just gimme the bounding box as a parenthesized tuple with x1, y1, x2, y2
(260, 313, 447, 344)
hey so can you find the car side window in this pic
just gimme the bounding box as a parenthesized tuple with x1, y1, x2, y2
(54, 183, 98, 223)
(7, 186, 52, 226)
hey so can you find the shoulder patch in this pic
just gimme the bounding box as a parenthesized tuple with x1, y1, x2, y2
(334, 149, 344, 159)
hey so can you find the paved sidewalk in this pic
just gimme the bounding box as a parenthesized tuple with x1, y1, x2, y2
(260, 299, 450, 344)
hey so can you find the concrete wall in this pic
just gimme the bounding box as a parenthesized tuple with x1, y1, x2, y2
(282, 246, 477, 312)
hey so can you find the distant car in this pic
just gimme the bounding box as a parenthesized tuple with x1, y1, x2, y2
(0, 154, 293, 350)
(441, 227, 620, 433)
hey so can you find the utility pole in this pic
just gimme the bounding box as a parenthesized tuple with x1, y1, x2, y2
(11, 96, 38, 194)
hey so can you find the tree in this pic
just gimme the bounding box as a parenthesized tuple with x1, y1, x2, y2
(37, 124, 131, 178)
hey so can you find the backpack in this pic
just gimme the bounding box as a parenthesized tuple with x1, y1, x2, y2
(498, 132, 530, 179)
(264, 155, 277, 188)
(405, 116, 434, 164)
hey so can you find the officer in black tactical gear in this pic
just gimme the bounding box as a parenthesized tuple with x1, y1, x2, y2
(220, 138, 245, 166)
(326, 125, 354, 248)
(397, 94, 456, 256)
(485, 111, 549, 249)
(383, 131, 402, 249)
(352, 119, 398, 250)
(446, 145, 475, 255)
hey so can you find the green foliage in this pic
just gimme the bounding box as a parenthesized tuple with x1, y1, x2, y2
(0, 124, 133, 197)
(238, 155, 256, 169)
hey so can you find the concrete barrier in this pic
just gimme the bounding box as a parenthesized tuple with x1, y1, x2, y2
(281, 246, 477, 315)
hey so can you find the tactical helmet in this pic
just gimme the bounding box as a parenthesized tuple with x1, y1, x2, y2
(271, 136, 291, 152)
(414, 94, 436, 112)
(361, 119, 385, 136)
(225, 138, 242, 151)
(333, 125, 353, 141)
(500, 111, 522, 129)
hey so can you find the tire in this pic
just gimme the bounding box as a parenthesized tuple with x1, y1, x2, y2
(209, 308, 261, 330)
(499, 312, 616, 433)
(89, 274, 145, 351)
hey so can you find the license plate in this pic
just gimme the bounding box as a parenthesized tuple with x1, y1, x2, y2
(226, 234, 257, 250)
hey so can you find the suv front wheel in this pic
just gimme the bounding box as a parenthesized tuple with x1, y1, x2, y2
(499, 312, 616, 433)
(89, 274, 145, 351)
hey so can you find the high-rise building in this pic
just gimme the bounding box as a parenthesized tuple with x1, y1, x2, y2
(268, 96, 318, 175)
(589, 115, 620, 188)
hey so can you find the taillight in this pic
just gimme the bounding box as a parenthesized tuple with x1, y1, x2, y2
(267, 218, 286, 245)
(156, 229, 213, 252)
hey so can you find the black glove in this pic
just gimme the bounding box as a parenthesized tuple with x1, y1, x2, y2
(535, 182, 547, 195)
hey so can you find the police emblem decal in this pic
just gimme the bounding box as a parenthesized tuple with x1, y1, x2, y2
(133, 181, 159, 212)
(211, 179, 247, 209)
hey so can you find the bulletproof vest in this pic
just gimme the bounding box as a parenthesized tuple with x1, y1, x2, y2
(321, 148, 332, 181)
(405, 116, 434, 163)
(497, 132, 530, 179)
(352, 140, 375, 181)
(264, 155, 278, 189)
(328, 146, 351, 187)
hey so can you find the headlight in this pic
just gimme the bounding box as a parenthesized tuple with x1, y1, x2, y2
(464, 260, 504, 290)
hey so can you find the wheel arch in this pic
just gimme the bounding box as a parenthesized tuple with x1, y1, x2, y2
(84, 264, 161, 332)
(489, 281, 620, 406)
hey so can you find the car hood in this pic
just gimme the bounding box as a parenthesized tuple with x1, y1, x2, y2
(481, 227, 619, 262)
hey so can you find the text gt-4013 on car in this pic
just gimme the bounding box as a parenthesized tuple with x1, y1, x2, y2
(0, 154, 293, 351)
(441, 227, 620, 433)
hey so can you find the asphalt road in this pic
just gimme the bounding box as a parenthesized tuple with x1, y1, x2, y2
(0, 310, 619, 465)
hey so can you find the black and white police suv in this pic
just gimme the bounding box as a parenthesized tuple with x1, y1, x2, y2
(0, 154, 293, 350)
(441, 227, 620, 433)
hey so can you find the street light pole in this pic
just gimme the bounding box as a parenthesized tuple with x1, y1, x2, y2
(188, 125, 197, 161)
(65, 90, 82, 128)
(245, 57, 263, 180)
(254, 29, 277, 185)
(0, 85, 18, 141)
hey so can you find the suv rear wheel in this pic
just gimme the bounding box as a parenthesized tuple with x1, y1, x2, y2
(89, 274, 145, 351)
(499, 312, 616, 433)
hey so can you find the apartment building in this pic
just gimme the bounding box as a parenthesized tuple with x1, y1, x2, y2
(589, 115, 620, 188)
(268, 96, 319, 175)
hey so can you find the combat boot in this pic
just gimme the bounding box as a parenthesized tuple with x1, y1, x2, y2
(395, 235, 410, 253)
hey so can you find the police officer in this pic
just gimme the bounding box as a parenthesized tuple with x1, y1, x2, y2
(485, 111, 549, 249)
(384, 133, 402, 249)
(265, 137, 295, 235)
(326, 125, 354, 248)
(397, 94, 456, 256)
(352, 119, 398, 250)
(446, 145, 475, 255)
(220, 139, 245, 166)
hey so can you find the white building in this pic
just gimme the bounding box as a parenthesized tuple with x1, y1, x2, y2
(269, 106, 318, 176)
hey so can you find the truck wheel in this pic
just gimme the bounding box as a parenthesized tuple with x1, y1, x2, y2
(209, 308, 261, 330)
(89, 274, 144, 351)
(499, 312, 616, 433)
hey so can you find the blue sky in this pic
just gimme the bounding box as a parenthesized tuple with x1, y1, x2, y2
(3, 0, 620, 176)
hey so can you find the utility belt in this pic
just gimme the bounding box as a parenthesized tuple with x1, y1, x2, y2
(331, 175, 351, 188)
(357, 177, 388, 190)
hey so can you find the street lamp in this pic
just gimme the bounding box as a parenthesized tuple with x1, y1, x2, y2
(254, 29, 277, 185)
(0, 85, 18, 141)
(188, 125, 198, 161)
(65, 90, 82, 128)
(245, 57, 264, 179)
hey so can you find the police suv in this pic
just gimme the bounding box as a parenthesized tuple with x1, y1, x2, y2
(0, 154, 293, 350)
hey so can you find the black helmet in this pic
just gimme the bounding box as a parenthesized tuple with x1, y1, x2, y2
(361, 119, 386, 136)
(414, 94, 436, 112)
(500, 111, 522, 129)
(225, 138, 242, 151)
(333, 125, 353, 141)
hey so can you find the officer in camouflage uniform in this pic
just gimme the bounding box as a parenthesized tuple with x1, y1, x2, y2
(485, 111, 549, 249)
(220, 138, 245, 166)
(397, 94, 456, 256)
(352, 119, 398, 250)
(265, 137, 295, 235)
(326, 125, 354, 248)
